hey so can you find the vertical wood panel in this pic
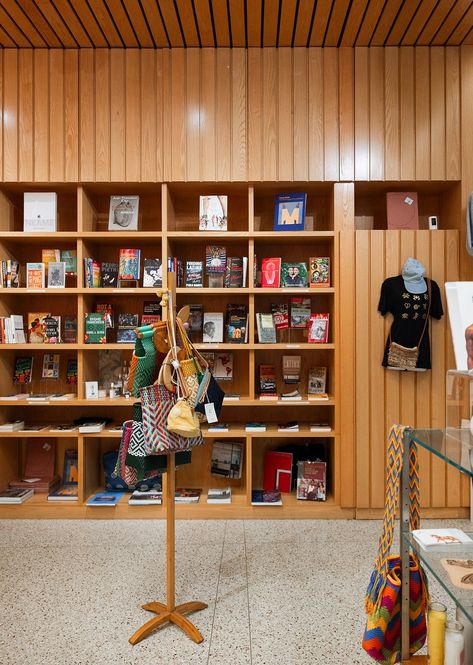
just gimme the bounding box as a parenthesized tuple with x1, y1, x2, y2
(216, 49, 231, 181)
(231, 49, 247, 181)
(247, 49, 262, 181)
(161, 50, 172, 181)
(369, 48, 384, 181)
(339, 48, 354, 181)
(354, 47, 369, 181)
(110, 50, 125, 181)
(186, 50, 200, 182)
(49, 50, 65, 182)
(34, 50, 50, 182)
(64, 50, 79, 182)
(415, 48, 431, 180)
(323, 49, 339, 181)
(0, 51, 3, 180)
(262, 48, 278, 181)
(156, 50, 165, 182)
(308, 48, 324, 181)
(18, 50, 33, 182)
(446, 47, 461, 181)
(200, 49, 216, 181)
(293, 48, 308, 182)
(95, 49, 110, 182)
(430, 47, 446, 181)
(3, 50, 18, 182)
(399, 48, 415, 180)
(384, 48, 400, 181)
(278, 48, 293, 181)
(140, 50, 156, 181)
(399, 232, 416, 467)
(125, 50, 141, 181)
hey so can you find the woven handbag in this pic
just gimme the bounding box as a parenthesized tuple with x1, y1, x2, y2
(127, 328, 160, 397)
(140, 384, 204, 455)
(362, 425, 429, 664)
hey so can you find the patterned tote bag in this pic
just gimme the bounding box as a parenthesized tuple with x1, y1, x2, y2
(362, 425, 428, 664)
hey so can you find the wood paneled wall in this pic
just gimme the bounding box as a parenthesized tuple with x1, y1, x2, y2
(0, 47, 464, 183)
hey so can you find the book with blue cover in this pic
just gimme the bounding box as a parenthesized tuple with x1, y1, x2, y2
(86, 492, 123, 507)
(273, 193, 306, 232)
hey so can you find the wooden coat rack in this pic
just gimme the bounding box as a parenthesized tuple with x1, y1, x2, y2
(129, 275, 208, 646)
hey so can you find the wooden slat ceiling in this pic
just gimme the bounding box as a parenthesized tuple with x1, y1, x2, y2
(0, 0, 472, 48)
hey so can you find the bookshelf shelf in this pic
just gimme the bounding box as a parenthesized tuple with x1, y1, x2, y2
(0, 181, 341, 520)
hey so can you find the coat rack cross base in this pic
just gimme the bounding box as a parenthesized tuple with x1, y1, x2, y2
(129, 600, 208, 645)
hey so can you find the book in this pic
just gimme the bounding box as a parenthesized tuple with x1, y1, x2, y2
(211, 441, 243, 479)
(386, 192, 419, 230)
(84, 313, 107, 344)
(100, 262, 119, 288)
(261, 258, 281, 288)
(13, 356, 33, 383)
(26, 394, 52, 401)
(61, 250, 77, 276)
(309, 257, 331, 288)
(128, 490, 162, 505)
(188, 304, 203, 332)
(309, 423, 331, 432)
(117, 313, 139, 344)
(214, 352, 233, 380)
(256, 313, 277, 343)
(0, 488, 33, 504)
(47, 262, 66, 288)
(200, 351, 215, 372)
(281, 262, 308, 288)
(141, 301, 161, 327)
(185, 261, 204, 288)
(226, 304, 248, 343)
(41, 249, 60, 275)
(1, 259, 20, 288)
(245, 422, 267, 431)
(28, 313, 60, 344)
(43, 314, 61, 344)
(143, 258, 163, 287)
(26, 262, 45, 289)
(290, 298, 311, 328)
(297, 461, 326, 501)
(118, 248, 141, 281)
(42, 353, 60, 379)
(280, 389, 302, 401)
(308, 313, 330, 343)
(308, 367, 327, 397)
(282, 355, 301, 383)
(205, 245, 227, 274)
(21, 424, 49, 431)
(199, 195, 228, 231)
(49, 393, 75, 400)
(277, 422, 300, 432)
(263, 451, 293, 492)
(174, 488, 201, 503)
(95, 302, 114, 329)
(271, 303, 289, 330)
(203, 313, 224, 343)
(412, 528, 473, 550)
(24, 192, 57, 232)
(273, 192, 306, 232)
(87, 492, 123, 506)
(251, 489, 283, 506)
(259, 364, 277, 399)
(47, 486, 78, 501)
(108, 195, 139, 230)
(207, 423, 229, 432)
(207, 487, 232, 504)
(9, 439, 59, 493)
(0, 420, 25, 431)
(49, 423, 78, 432)
(224, 257, 244, 288)
(63, 315, 78, 343)
(78, 421, 106, 433)
(0, 394, 27, 400)
(223, 393, 240, 401)
(47, 448, 78, 501)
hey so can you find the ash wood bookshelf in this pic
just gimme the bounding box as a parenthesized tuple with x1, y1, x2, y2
(0, 181, 343, 519)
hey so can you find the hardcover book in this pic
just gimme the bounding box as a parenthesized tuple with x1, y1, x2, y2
(259, 364, 277, 398)
(256, 313, 277, 343)
(92, 261, 101, 288)
(185, 261, 204, 288)
(203, 312, 224, 343)
(271, 303, 289, 330)
(13, 357, 33, 383)
(308, 367, 327, 396)
(290, 298, 311, 328)
(273, 192, 306, 232)
(297, 461, 327, 501)
(263, 451, 293, 493)
(214, 352, 233, 381)
(66, 358, 78, 385)
(205, 246, 227, 274)
(143, 258, 163, 287)
(100, 262, 119, 288)
(188, 304, 203, 332)
(84, 313, 107, 344)
(26, 262, 45, 289)
(28, 313, 61, 344)
(211, 440, 243, 479)
(224, 257, 244, 288)
(141, 300, 161, 326)
(117, 313, 139, 344)
(118, 249, 141, 281)
(308, 313, 330, 344)
(47, 262, 66, 288)
(281, 262, 308, 288)
(42, 353, 60, 379)
(199, 195, 228, 231)
(108, 195, 139, 231)
(309, 257, 331, 288)
(61, 250, 77, 276)
(1, 259, 20, 288)
(261, 258, 281, 288)
(282, 355, 301, 384)
(207, 487, 231, 504)
(24, 192, 57, 232)
(226, 304, 248, 343)
(63, 315, 78, 343)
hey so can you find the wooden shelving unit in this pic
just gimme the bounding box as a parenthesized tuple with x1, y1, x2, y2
(0, 182, 341, 519)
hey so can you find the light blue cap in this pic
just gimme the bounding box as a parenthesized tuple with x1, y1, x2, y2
(402, 257, 427, 294)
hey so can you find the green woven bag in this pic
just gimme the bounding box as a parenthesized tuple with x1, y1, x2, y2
(127, 329, 158, 397)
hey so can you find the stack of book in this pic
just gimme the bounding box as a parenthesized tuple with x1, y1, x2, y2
(0, 488, 34, 504)
(207, 487, 232, 504)
(0, 315, 26, 343)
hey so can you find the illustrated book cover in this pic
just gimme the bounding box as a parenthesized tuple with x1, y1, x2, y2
(199, 195, 228, 231)
(143, 258, 163, 287)
(273, 192, 306, 232)
(296, 461, 327, 501)
(108, 196, 139, 231)
(261, 258, 281, 288)
(309, 257, 331, 287)
(308, 313, 330, 344)
(13, 356, 33, 383)
(203, 313, 224, 343)
(263, 451, 293, 493)
(118, 248, 141, 281)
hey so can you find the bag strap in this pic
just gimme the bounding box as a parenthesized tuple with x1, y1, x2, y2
(389, 278, 432, 347)
(176, 317, 209, 370)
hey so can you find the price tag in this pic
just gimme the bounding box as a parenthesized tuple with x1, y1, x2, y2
(205, 402, 218, 423)
(286, 344, 301, 348)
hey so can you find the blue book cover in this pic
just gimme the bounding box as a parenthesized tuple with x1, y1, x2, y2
(273, 193, 307, 232)
(86, 492, 124, 506)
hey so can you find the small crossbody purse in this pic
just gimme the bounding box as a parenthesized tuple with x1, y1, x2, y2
(387, 280, 431, 370)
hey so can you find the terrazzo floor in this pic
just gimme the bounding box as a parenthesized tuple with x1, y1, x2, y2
(0, 518, 466, 665)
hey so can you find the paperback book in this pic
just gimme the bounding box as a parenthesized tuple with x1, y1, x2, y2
(48, 448, 78, 501)
(13, 357, 33, 384)
(271, 303, 289, 330)
(118, 249, 141, 281)
(141, 301, 161, 326)
(143, 258, 163, 287)
(61, 250, 77, 277)
(211, 440, 243, 479)
(42, 353, 60, 379)
(281, 262, 308, 288)
(226, 304, 248, 343)
(309, 257, 331, 288)
(251, 489, 283, 506)
(47, 262, 66, 288)
(273, 192, 306, 232)
(297, 461, 326, 501)
(63, 315, 78, 343)
(199, 195, 228, 231)
(0, 488, 33, 504)
(412, 529, 473, 551)
(308, 313, 330, 344)
(261, 258, 281, 288)
(188, 305, 203, 332)
(207, 487, 231, 504)
(203, 313, 224, 343)
(100, 262, 119, 288)
(214, 352, 233, 381)
(1, 259, 20, 288)
(28, 313, 61, 344)
(259, 364, 277, 399)
(175, 489, 201, 504)
(24, 192, 57, 232)
(224, 257, 245, 288)
(282, 355, 301, 384)
(308, 367, 328, 398)
(117, 314, 139, 344)
(87, 492, 123, 507)
(26, 263, 45, 289)
(205, 246, 227, 274)
(290, 298, 311, 328)
(128, 490, 162, 505)
(95, 302, 114, 329)
(108, 195, 139, 231)
(185, 261, 204, 288)
(256, 313, 277, 343)
(84, 313, 107, 344)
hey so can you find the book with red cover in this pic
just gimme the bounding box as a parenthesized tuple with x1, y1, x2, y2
(386, 192, 419, 230)
(261, 258, 281, 288)
(308, 313, 330, 343)
(263, 451, 293, 493)
(9, 439, 59, 493)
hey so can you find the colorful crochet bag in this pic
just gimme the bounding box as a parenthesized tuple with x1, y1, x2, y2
(362, 425, 428, 664)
